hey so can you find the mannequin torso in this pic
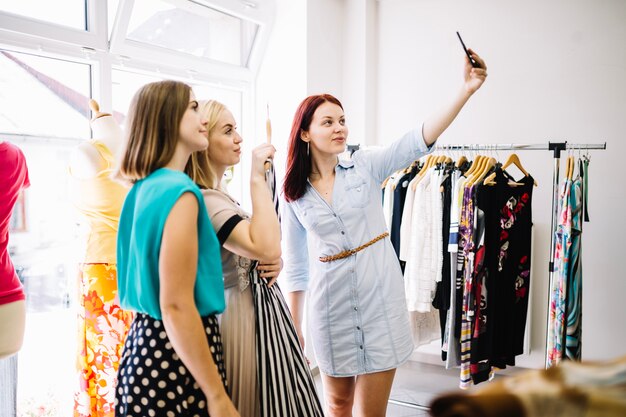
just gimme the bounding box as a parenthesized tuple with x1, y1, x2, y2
(0, 141, 29, 358)
(69, 114, 122, 179)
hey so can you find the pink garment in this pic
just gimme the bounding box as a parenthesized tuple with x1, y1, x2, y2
(0, 141, 30, 305)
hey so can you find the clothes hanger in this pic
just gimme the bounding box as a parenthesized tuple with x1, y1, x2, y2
(264, 103, 272, 171)
(411, 154, 436, 191)
(565, 155, 575, 181)
(464, 154, 483, 180)
(464, 154, 482, 186)
(385, 167, 406, 190)
(470, 156, 496, 187)
(484, 152, 537, 186)
(468, 154, 488, 184)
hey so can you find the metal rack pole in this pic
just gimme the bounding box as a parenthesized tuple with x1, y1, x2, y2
(432, 142, 606, 152)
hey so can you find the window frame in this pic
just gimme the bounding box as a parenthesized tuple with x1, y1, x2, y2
(0, 0, 270, 199)
(109, 0, 274, 82)
(0, 0, 107, 50)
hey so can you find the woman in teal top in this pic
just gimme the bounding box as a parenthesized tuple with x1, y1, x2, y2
(115, 80, 240, 417)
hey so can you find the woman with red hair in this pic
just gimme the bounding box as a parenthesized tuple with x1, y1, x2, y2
(281, 50, 488, 417)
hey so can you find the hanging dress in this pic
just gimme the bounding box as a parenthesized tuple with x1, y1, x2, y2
(565, 174, 583, 360)
(548, 177, 572, 367)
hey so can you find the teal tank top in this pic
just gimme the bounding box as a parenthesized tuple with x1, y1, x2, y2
(117, 168, 224, 319)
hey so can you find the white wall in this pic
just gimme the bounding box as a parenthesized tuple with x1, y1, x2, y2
(255, 0, 307, 201)
(373, 0, 626, 367)
(306, 0, 344, 97)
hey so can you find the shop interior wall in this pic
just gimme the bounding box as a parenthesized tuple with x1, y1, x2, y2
(375, 0, 626, 367)
(258, 0, 625, 369)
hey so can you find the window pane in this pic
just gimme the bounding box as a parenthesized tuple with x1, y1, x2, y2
(127, 0, 258, 66)
(111, 68, 243, 125)
(111, 68, 163, 121)
(10, 139, 81, 416)
(0, 50, 91, 138)
(191, 84, 242, 127)
(108, 0, 120, 41)
(0, 0, 86, 30)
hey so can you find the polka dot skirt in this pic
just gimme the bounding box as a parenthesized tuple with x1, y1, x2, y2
(115, 313, 227, 417)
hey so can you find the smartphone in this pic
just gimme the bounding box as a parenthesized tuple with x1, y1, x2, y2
(456, 31, 480, 68)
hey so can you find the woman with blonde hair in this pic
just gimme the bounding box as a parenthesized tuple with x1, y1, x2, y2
(115, 82, 239, 417)
(187, 100, 323, 417)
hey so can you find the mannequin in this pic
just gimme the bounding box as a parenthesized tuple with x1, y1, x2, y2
(69, 100, 123, 179)
(0, 139, 29, 359)
(68, 100, 133, 417)
(0, 139, 29, 417)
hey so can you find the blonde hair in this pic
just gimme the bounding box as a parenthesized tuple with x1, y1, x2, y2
(185, 99, 226, 189)
(118, 80, 191, 182)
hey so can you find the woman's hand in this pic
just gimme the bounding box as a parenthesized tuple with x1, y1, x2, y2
(250, 143, 276, 179)
(463, 48, 488, 95)
(257, 257, 283, 287)
(207, 392, 241, 417)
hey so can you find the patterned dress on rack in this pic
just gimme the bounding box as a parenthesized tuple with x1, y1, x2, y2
(458, 184, 476, 389)
(565, 177, 583, 360)
(548, 179, 572, 367)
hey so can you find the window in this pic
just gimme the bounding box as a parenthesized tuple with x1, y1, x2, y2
(107, 0, 120, 41)
(111, 67, 243, 122)
(0, 49, 91, 417)
(0, 50, 91, 139)
(0, 0, 87, 30)
(127, 0, 258, 66)
(0, 1, 274, 415)
(111, 68, 163, 120)
(10, 138, 84, 416)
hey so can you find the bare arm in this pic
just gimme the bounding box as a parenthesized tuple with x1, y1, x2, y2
(286, 290, 306, 349)
(422, 49, 488, 146)
(223, 143, 281, 262)
(160, 192, 239, 417)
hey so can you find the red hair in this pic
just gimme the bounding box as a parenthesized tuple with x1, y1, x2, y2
(283, 94, 343, 202)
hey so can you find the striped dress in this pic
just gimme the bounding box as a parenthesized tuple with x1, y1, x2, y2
(203, 160, 323, 417)
(253, 160, 323, 417)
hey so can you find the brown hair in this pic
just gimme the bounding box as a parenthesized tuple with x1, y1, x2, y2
(185, 100, 226, 189)
(283, 94, 343, 202)
(118, 80, 191, 182)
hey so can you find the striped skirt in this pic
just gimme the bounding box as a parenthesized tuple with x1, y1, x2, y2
(250, 266, 324, 417)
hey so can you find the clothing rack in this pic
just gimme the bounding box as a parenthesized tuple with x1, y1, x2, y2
(432, 141, 607, 370)
(344, 141, 610, 411)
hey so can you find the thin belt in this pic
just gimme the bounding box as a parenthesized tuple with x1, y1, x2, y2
(318, 232, 389, 263)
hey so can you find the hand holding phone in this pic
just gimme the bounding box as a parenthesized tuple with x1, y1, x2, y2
(456, 31, 480, 68)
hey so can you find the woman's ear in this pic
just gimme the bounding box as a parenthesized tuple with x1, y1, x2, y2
(300, 130, 309, 142)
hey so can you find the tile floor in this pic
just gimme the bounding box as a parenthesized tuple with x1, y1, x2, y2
(314, 359, 517, 416)
(385, 361, 461, 416)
